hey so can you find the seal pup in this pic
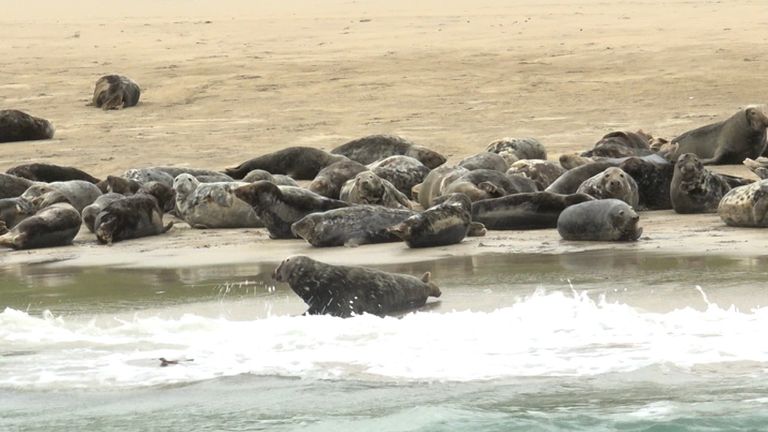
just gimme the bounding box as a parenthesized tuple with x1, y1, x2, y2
(331, 134, 446, 169)
(0, 203, 81, 250)
(557, 199, 643, 241)
(224, 147, 347, 180)
(0, 110, 55, 143)
(506, 159, 566, 190)
(0, 197, 36, 229)
(458, 152, 509, 172)
(291, 205, 415, 247)
(670, 153, 732, 214)
(308, 160, 368, 199)
(368, 155, 430, 198)
(273, 255, 441, 317)
(7, 163, 100, 184)
(339, 171, 416, 209)
(472, 192, 594, 230)
(486, 137, 547, 163)
(173, 174, 261, 229)
(576, 167, 640, 207)
(81, 193, 123, 233)
(718, 179, 768, 227)
(91, 75, 141, 110)
(233, 181, 348, 239)
(388, 193, 485, 248)
(670, 107, 768, 164)
(94, 190, 173, 245)
(0, 174, 35, 199)
(242, 169, 299, 186)
(581, 130, 654, 158)
(21, 180, 102, 213)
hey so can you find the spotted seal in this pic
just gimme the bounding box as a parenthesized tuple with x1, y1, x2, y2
(576, 167, 639, 207)
(472, 192, 594, 230)
(152, 167, 233, 183)
(173, 174, 261, 228)
(339, 171, 416, 209)
(291, 205, 415, 247)
(670, 153, 732, 214)
(486, 137, 546, 164)
(224, 147, 348, 180)
(557, 199, 643, 241)
(506, 159, 566, 190)
(0, 203, 81, 250)
(123, 168, 175, 187)
(368, 155, 430, 198)
(7, 163, 100, 184)
(388, 193, 485, 248)
(331, 134, 446, 169)
(717, 179, 768, 227)
(458, 152, 509, 172)
(308, 160, 368, 199)
(233, 181, 348, 239)
(91, 75, 141, 110)
(272, 255, 441, 317)
(0, 110, 55, 143)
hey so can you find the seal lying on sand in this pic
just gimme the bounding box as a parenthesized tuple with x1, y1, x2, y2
(81, 193, 123, 233)
(0, 110, 55, 143)
(7, 163, 100, 184)
(91, 75, 141, 110)
(576, 167, 640, 207)
(389, 193, 485, 248)
(291, 205, 415, 247)
(718, 180, 768, 227)
(0, 203, 81, 250)
(486, 137, 546, 163)
(557, 199, 643, 241)
(581, 130, 654, 158)
(472, 192, 594, 230)
(368, 155, 430, 198)
(0, 197, 36, 229)
(242, 169, 299, 186)
(669, 107, 768, 164)
(0, 173, 35, 199)
(94, 190, 173, 244)
(331, 134, 446, 169)
(21, 180, 102, 213)
(308, 160, 368, 199)
(273, 255, 441, 317)
(173, 174, 261, 228)
(152, 167, 233, 183)
(234, 181, 348, 239)
(506, 159, 565, 190)
(458, 152, 509, 172)
(743, 157, 768, 180)
(669, 153, 732, 214)
(224, 147, 348, 180)
(443, 169, 538, 202)
(339, 171, 415, 209)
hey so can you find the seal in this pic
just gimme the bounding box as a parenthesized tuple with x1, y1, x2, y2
(616, 156, 674, 210)
(21, 180, 102, 213)
(339, 171, 416, 209)
(0, 109, 55, 143)
(173, 174, 261, 228)
(152, 167, 233, 183)
(272, 255, 442, 317)
(506, 159, 566, 190)
(81, 193, 123, 233)
(97, 175, 140, 195)
(242, 169, 299, 186)
(458, 152, 509, 172)
(0, 173, 35, 199)
(743, 157, 768, 180)
(417, 165, 470, 209)
(291, 205, 415, 247)
(331, 134, 446, 169)
(486, 137, 546, 163)
(717, 179, 768, 227)
(91, 75, 141, 110)
(670, 153, 732, 214)
(233, 181, 348, 239)
(94, 190, 173, 244)
(557, 199, 643, 241)
(669, 107, 768, 164)
(224, 147, 348, 180)
(123, 168, 175, 187)
(7, 163, 100, 184)
(472, 192, 594, 230)
(308, 160, 368, 199)
(367, 155, 430, 198)
(0, 197, 36, 229)
(546, 162, 616, 195)
(443, 169, 538, 202)
(388, 193, 485, 248)
(581, 130, 654, 158)
(576, 167, 640, 207)
(559, 153, 595, 170)
(0, 203, 81, 250)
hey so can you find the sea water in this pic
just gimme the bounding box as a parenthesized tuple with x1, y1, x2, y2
(2, 251, 768, 431)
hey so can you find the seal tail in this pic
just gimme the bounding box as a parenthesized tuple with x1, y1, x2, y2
(420, 271, 441, 298)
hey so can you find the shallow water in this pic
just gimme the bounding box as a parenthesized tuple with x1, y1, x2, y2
(2, 251, 768, 431)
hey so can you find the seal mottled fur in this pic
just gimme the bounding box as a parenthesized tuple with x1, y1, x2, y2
(91, 75, 141, 110)
(291, 205, 415, 247)
(718, 180, 768, 227)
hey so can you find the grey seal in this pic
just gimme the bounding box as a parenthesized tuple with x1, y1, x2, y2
(486, 137, 546, 163)
(173, 174, 261, 228)
(0, 197, 36, 229)
(91, 75, 141, 110)
(153, 167, 233, 183)
(0, 173, 35, 199)
(717, 180, 768, 227)
(0, 109, 55, 143)
(368, 155, 430, 198)
(339, 171, 416, 209)
(0, 203, 81, 250)
(443, 169, 538, 202)
(743, 157, 768, 180)
(331, 134, 446, 169)
(576, 167, 640, 207)
(388, 193, 485, 248)
(291, 205, 415, 247)
(308, 160, 368, 199)
(7, 163, 100, 184)
(241, 169, 299, 186)
(417, 165, 470, 209)
(458, 152, 509, 172)
(123, 168, 175, 187)
(581, 130, 654, 158)
(94, 190, 173, 244)
(21, 180, 102, 213)
(670, 153, 732, 214)
(224, 147, 348, 180)
(82, 193, 123, 233)
(472, 192, 594, 230)
(557, 199, 643, 241)
(272, 255, 441, 317)
(506, 159, 566, 190)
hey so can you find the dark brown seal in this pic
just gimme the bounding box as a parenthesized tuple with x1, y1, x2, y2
(581, 130, 654, 158)
(472, 192, 594, 230)
(273, 255, 441, 317)
(388, 193, 484, 247)
(91, 75, 141, 110)
(0, 110, 55, 143)
(0, 203, 81, 250)
(7, 163, 100, 184)
(224, 147, 348, 180)
(331, 134, 446, 169)
(670, 153, 732, 214)
(94, 190, 173, 244)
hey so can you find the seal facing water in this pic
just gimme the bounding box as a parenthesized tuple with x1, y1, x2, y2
(94, 189, 173, 244)
(670, 153, 732, 214)
(388, 193, 485, 248)
(717, 180, 768, 227)
(273, 255, 441, 317)
(0, 110, 55, 143)
(291, 205, 415, 247)
(91, 75, 141, 110)
(557, 199, 642, 241)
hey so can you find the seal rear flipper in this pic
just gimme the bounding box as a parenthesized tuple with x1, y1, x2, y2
(420, 271, 441, 298)
(162, 221, 174, 233)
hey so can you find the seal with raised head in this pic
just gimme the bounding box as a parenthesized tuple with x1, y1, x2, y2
(91, 75, 141, 110)
(0, 197, 36, 229)
(557, 199, 643, 241)
(242, 169, 299, 186)
(0, 173, 35, 199)
(717, 179, 768, 227)
(339, 171, 416, 209)
(97, 175, 140, 195)
(368, 155, 430, 198)
(576, 167, 640, 207)
(0, 203, 81, 250)
(173, 174, 261, 229)
(308, 160, 368, 199)
(0, 110, 55, 143)
(291, 205, 415, 247)
(331, 134, 446, 169)
(546, 162, 616, 195)
(417, 165, 470, 209)
(7, 163, 100, 184)
(233, 181, 348, 239)
(273, 255, 442, 317)
(458, 152, 509, 172)
(472, 191, 594, 230)
(94, 189, 173, 244)
(21, 180, 102, 213)
(581, 130, 654, 158)
(670, 153, 732, 214)
(388, 193, 485, 248)
(669, 107, 768, 164)
(486, 137, 546, 164)
(506, 159, 566, 190)
(81, 193, 123, 233)
(224, 147, 348, 180)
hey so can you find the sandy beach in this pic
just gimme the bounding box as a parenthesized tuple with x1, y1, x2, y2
(1, 0, 767, 268)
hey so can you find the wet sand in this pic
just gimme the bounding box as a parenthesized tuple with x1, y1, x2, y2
(1, 0, 767, 268)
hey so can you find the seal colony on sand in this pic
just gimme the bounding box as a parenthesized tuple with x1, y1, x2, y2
(91, 75, 141, 110)
(557, 199, 643, 241)
(272, 255, 441, 317)
(0, 110, 55, 143)
(717, 180, 768, 227)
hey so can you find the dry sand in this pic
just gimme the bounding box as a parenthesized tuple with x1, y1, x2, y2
(1, 0, 767, 269)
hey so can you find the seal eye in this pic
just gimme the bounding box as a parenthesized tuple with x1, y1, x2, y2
(618, 210, 625, 216)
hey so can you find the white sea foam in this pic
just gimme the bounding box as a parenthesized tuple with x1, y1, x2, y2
(1, 290, 767, 389)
